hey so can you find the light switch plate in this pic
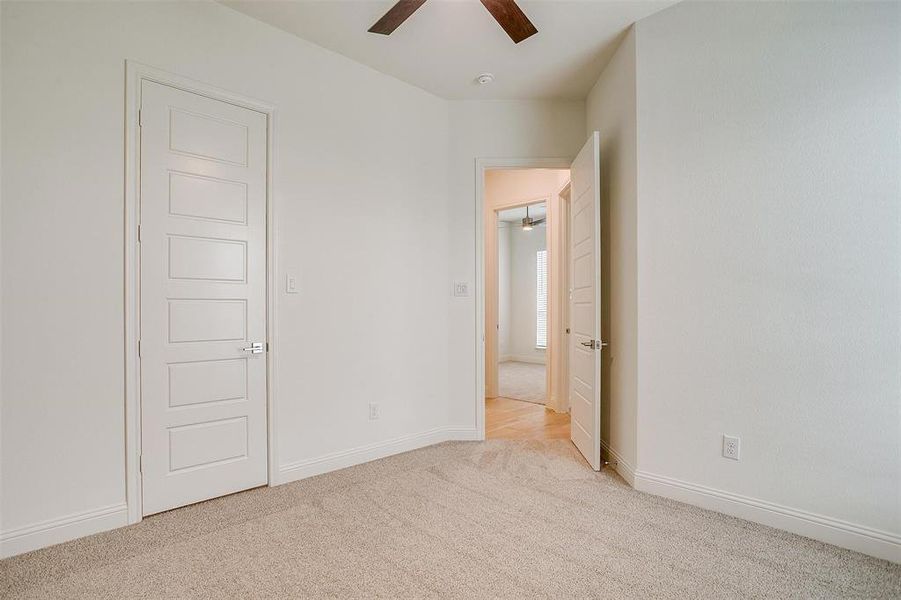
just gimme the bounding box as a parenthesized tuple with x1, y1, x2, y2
(454, 281, 470, 297)
(286, 274, 299, 294)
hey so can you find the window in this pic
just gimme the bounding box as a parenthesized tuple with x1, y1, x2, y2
(536, 249, 548, 349)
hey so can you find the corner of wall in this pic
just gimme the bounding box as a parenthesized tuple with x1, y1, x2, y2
(585, 17, 640, 479)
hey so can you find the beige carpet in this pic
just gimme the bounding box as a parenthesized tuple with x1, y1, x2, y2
(2, 440, 898, 599)
(498, 360, 546, 404)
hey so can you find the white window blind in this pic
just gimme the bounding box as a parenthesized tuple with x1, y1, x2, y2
(536, 249, 548, 349)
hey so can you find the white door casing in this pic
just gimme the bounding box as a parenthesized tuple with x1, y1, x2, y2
(569, 132, 602, 471)
(139, 80, 269, 515)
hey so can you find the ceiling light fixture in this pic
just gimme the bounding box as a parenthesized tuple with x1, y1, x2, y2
(476, 73, 495, 85)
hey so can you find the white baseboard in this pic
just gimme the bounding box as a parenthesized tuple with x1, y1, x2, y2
(634, 470, 901, 563)
(500, 355, 546, 365)
(600, 440, 636, 487)
(443, 428, 482, 441)
(0, 502, 128, 559)
(278, 427, 479, 484)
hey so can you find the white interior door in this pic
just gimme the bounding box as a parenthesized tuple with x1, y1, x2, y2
(569, 132, 603, 471)
(139, 80, 268, 515)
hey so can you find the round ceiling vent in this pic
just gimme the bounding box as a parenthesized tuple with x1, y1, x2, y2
(476, 73, 495, 85)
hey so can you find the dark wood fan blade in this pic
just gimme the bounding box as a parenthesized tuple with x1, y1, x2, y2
(368, 0, 428, 35)
(479, 0, 537, 43)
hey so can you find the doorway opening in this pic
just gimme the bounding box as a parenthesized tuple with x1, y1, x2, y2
(482, 168, 571, 440)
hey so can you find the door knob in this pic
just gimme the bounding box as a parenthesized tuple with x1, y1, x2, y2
(242, 342, 264, 354)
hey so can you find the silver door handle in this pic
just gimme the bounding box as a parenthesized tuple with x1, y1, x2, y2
(242, 342, 264, 354)
(581, 340, 609, 350)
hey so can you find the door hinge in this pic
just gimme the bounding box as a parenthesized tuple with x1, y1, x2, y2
(137, 340, 142, 358)
(138, 109, 142, 127)
(137, 224, 142, 243)
(139, 454, 143, 473)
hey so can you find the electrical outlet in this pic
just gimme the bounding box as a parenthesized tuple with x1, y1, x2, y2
(369, 402, 380, 420)
(286, 274, 299, 294)
(722, 435, 740, 460)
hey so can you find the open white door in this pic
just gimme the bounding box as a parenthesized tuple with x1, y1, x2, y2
(569, 132, 603, 471)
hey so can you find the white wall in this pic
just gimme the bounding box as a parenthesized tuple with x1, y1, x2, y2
(585, 27, 638, 478)
(508, 223, 547, 363)
(446, 101, 587, 430)
(0, 3, 5, 542)
(1, 0, 451, 555)
(497, 224, 512, 359)
(633, 1, 900, 559)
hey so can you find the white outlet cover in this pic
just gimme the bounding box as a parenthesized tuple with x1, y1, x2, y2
(722, 435, 741, 460)
(286, 274, 299, 294)
(369, 403, 380, 420)
(453, 281, 470, 297)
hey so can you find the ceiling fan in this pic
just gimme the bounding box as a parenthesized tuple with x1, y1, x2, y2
(521, 205, 545, 231)
(368, 0, 538, 44)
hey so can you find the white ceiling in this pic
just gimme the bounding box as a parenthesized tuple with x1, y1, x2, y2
(222, 0, 677, 100)
(498, 202, 546, 223)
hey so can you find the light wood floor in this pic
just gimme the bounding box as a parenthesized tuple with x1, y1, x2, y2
(485, 397, 571, 440)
